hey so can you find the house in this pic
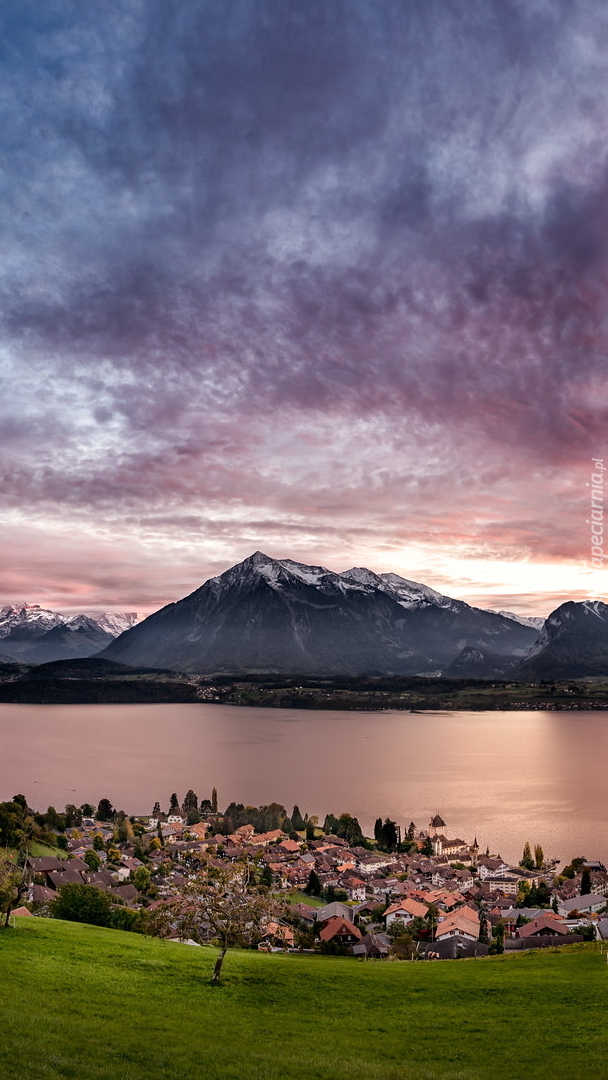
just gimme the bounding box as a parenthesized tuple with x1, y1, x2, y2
(424, 938, 488, 960)
(558, 894, 607, 918)
(318, 916, 362, 946)
(259, 921, 295, 949)
(47, 869, 85, 890)
(435, 905, 480, 942)
(25, 856, 64, 874)
(352, 932, 391, 959)
(316, 901, 353, 924)
(384, 898, 428, 927)
(288, 902, 317, 926)
(516, 913, 568, 939)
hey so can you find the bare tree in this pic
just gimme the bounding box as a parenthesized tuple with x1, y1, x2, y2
(0, 852, 29, 927)
(146, 858, 281, 984)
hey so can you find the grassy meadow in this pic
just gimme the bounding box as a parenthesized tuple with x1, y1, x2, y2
(1, 917, 607, 1080)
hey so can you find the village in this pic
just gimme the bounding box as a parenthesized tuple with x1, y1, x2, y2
(8, 790, 607, 961)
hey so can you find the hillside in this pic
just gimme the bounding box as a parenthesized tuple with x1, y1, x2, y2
(2, 918, 606, 1080)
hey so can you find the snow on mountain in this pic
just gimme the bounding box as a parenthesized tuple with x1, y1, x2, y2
(491, 610, 545, 631)
(0, 603, 64, 638)
(92, 612, 142, 636)
(0, 603, 142, 640)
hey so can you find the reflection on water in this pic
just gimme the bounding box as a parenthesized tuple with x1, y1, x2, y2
(1, 703, 607, 864)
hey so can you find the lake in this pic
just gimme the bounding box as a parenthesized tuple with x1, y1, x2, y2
(1, 703, 607, 865)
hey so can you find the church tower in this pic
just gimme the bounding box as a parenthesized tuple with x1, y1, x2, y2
(428, 813, 446, 838)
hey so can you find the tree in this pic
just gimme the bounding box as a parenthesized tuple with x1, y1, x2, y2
(304, 869, 322, 897)
(534, 844, 544, 869)
(95, 798, 115, 823)
(133, 867, 153, 895)
(291, 805, 305, 831)
(64, 804, 82, 828)
(259, 864, 273, 888)
(581, 868, 591, 895)
(520, 842, 535, 871)
(84, 850, 101, 872)
(335, 813, 363, 845)
(53, 882, 114, 927)
(92, 833, 105, 851)
(0, 852, 28, 927)
(492, 919, 505, 954)
(152, 801, 161, 817)
(146, 860, 279, 984)
(479, 909, 490, 945)
(168, 793, 180, 814)
(183, 790, 198, 815)
(115, 815, 134, 844)
(211, 787, 218, 815)
(376, 818, 398, 851)
(421, 836, 433, 857)
(305, 821, 315, 841)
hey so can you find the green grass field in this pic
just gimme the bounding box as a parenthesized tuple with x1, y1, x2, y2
(1, 918, 606, 1080)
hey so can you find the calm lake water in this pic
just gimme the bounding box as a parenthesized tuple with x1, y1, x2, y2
(1, 703, 607, 866)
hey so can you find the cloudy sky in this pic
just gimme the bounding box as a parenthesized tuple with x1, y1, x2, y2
(1, 0, 607, 616)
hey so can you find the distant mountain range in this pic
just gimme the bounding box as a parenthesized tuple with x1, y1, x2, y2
(0, 604, 141, 664)
(4, 557, 605, 679)
(101, 551, 541, 676)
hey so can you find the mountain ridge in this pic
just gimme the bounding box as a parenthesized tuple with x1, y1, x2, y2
(101, 551, 540, 676)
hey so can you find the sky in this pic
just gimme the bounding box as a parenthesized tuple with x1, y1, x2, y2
(1, 0, 608, 617)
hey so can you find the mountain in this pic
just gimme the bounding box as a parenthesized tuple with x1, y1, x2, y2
(514, 601, 608, 679)
(491, 610, 545, 632)
(0, 604, 142, 663)
(443, 646, 518, 679)
(101, 551, 539, 676)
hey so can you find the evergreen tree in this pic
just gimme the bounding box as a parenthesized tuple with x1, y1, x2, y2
(479, 909, 490, 945)
(552, 895, 559, 913)
(211, 787, 218, 814)
(291, 805, 305, 831)
(377, 818, 398, 851)
(534, 844, 544, 869)
(152, 801, 161, 817)
(520, 841, 535, 870)
(374, 817, 383, 842)
(536, 881, 551, 907)
(95, 798, 115, 822)
(581, 868, 591, 895)
(304, 869, 322, 896)
(182, 790, 198, 815)
(168, 793, 179, 814)
(407, 821, 416, 841)
(305, 821, 315, 841)
(259, 864, 273, 888)
(493, 920, 505, 954)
